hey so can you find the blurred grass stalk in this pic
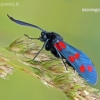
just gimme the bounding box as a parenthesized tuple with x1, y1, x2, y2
(0, 36, 100, 100)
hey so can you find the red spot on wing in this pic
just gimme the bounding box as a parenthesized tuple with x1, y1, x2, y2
(79, 65, 85, 73)
(74, 52, 80, 59)
(69, 56, 75, 63)
(58, 41, 66, 49)
(87, 66, 93, 72)
(54, 43, 62, 51)
(54, 41, 66, 51)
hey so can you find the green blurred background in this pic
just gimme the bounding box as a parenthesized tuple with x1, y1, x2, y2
(0, 0, 100, 100)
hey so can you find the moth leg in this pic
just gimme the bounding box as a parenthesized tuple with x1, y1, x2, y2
(54, 47, 68, 70)
(24, 34, 39, 40)
(61, 59, 67, 70)
(33, 39, 49, 60)
(65, 60, 72, 66)
(65, 60, 76, 72)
